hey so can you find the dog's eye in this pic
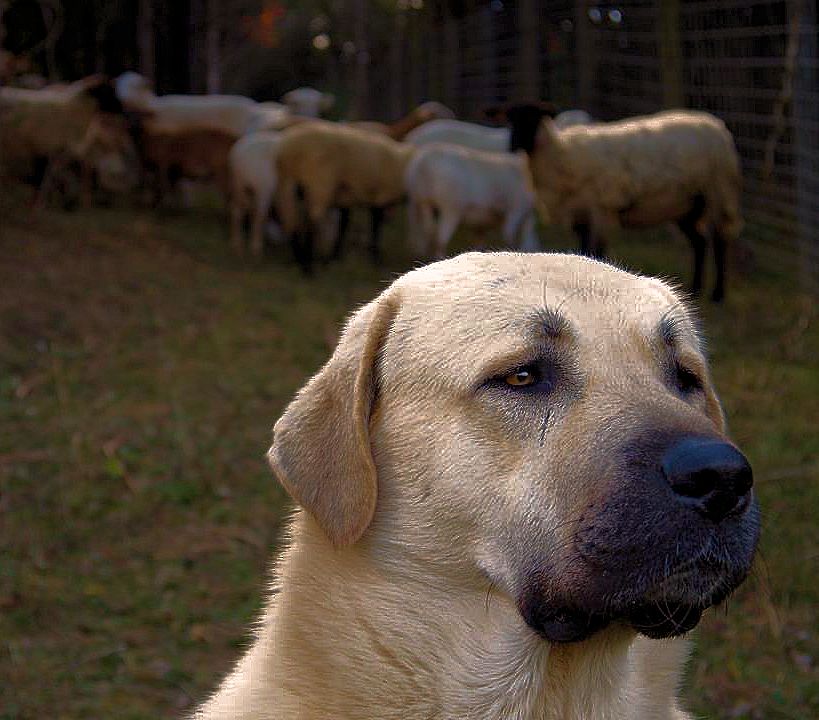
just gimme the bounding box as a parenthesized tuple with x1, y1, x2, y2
(675, 365, 703, 394)
(506, 368, 538, 387)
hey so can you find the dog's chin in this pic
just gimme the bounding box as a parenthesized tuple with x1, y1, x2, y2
(522, 571, 739, 644)
(526, 600, 707, 644)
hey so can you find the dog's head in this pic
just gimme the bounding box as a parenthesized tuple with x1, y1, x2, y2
(269, 253, 759, 644)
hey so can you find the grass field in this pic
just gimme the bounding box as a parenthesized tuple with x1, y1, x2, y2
(1, 189, 817, 719)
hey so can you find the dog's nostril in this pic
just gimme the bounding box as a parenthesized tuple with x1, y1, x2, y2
(661, 438, 753, 522)
(671, 467, 720, 500)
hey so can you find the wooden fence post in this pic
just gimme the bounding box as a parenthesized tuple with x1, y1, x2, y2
(518, 0, 540, 101)
(137, 0, 155, 85)
(793, 0, 819, 292)
(574, 0, 594, 111)
(658, 0, 684, 108)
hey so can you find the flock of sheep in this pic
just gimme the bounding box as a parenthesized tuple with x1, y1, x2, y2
(0, 71, 743, 300)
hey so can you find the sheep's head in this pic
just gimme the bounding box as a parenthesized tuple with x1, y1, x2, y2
(506, 103, 558, 154)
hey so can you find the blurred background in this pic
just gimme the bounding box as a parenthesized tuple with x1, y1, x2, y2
(1, 1, 817, 719)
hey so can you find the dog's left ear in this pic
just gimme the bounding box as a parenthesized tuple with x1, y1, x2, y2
(268, 292, 399, 547)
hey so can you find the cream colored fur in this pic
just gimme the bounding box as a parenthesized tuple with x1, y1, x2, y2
(275, 121, 414, 233)
(527, 110, 743, 242)
(192, 252, 731, 720)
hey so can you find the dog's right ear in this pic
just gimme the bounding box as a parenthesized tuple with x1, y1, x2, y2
(268, 292, 399, 547)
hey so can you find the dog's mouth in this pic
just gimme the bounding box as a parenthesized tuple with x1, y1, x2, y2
(529, 599, 708, 644)
(521, 561, 742, 644)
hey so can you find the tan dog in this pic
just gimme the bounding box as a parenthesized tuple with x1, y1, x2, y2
(194, 252, 759, 720)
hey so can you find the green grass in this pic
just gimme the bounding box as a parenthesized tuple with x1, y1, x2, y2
(1, 190, 817, 719)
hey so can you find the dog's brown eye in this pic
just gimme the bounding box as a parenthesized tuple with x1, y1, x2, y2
(676, 365, 703, 393)
(506, 368, 538, 387)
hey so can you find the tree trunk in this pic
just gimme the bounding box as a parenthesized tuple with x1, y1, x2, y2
(574, 0, 594, 111)
(206, 0, 222, 93)
(390, 11, 406, 120)
(137, 0, 155, 84)
(658, 0, 684, 108)
(793, 0, 819, 292)
(38, 0, 63, 82)
(351, 0, 369, 119)
(442, 4, 459, 113)
(517, 0, 540, 101)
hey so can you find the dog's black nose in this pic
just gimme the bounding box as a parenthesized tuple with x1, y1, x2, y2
(661, 438, 753, 522)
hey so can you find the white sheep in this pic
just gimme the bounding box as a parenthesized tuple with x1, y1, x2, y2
(348, 101, 455, 140)
(115, 71, 283, 136)
(404, 118, 509, 153)
(404, 143, 539, 258)
(228, 130, 282, 256)
(404, 110, 592, 153)
(554, 109, 594, 129)
(281, 87, 334, 118)
(276, 121, 413, 272)
(507, 105, 742, 301)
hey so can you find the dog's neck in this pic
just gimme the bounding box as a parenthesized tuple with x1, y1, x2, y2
(252, 513, 686, 720)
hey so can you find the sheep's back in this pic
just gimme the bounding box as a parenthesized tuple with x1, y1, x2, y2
(0, 88, 95, 159)
(407, 144, 527, 212)
(278, 123, 411, 206)
(405, 119, 509, 153)
(560, 111, 740, 208)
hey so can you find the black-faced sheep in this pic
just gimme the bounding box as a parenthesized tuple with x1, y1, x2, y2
(507, 105, 743, 301)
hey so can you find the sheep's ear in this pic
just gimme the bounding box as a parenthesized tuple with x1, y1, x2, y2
(268, 292, 399, 546)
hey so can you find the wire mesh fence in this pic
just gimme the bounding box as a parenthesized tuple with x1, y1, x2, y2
(364, 0, 819, 291)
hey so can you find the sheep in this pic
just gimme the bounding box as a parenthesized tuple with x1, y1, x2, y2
(404, 143, 539, 259)
(506, 104, 743, 301)
(554, 109, 594, 129)
(348, 101, 455, 140)
(228, 130, 282, 256)
(115, 71, 272, 136)
(281, 87, 334, 118)
(133, 126, 238, 206)
(275, 121, 414, 272)
(0, 75, 137, 205)
(404, 118, 510, 153)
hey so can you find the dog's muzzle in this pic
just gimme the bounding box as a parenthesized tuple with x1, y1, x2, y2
(519, 435, 760, 644)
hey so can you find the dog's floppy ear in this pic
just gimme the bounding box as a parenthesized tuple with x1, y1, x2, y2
(268, 292, 399, 546)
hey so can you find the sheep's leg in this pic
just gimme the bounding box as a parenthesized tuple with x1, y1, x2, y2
(417, 201, 438, 256)
(250, 187, 274, 259)
(406, 199, 427, 253)
(230, 192, 245, 255)
(503, 207, 538, 251)
(299, 189, 333, 275)
(369, 207, 385, 264)
(711, 230, 727, 302)
(330, 207, 350, 261)
(518, 214, 540, 251)
(34, 157, 59, 209)
(573, 218, 593, 256)
(677, 219, 707, 296)
(676, 194, 710, 296)
(434, 211, 460, 259)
